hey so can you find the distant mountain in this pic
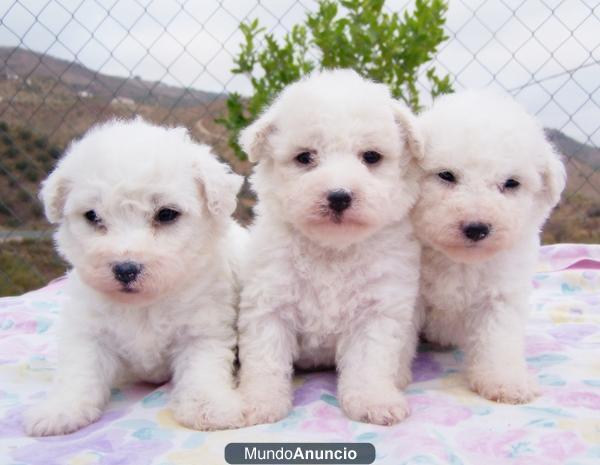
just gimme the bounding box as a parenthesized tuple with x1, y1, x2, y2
(0, 45, 597, 196)
(545, 128, 600, 169)
(0, 46, 222, 107)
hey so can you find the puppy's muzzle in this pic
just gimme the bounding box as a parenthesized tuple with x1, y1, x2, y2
(112, 261, 143, 285)
(462, 222, 491, 242)
(327, 189, 352, 214)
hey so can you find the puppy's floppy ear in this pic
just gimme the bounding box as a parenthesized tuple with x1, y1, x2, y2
(39, 163, 70, 224)
(391, 101, 424, 160)
(195, 150, 244, 219)
(239, 110, 276, 163)
(539, 143, 566, 209)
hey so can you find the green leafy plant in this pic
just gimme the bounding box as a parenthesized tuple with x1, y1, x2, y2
(37, 153, 50, 163)
(15, 160, 29, 172)
(218, 0, 452, 159)
(18, 128, 32, 141)
(24, 167, 39, 182)
(34, 136, 48, 149)
(48, 146, 62, 160)
(18, 190, 30, 202)
(4, 147, 19, 158)
(2, 134, 13, 146)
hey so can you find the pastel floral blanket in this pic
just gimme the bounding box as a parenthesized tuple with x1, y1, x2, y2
(1, 244, 599, 465)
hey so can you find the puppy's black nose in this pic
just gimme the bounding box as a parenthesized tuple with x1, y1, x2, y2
(112, 261, 142, 284)
(463, 223, 491, 242)
(327, 189, 352, 213)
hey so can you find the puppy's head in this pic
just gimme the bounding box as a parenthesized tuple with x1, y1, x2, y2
(240, 69, 422, 249)
(40, 118, 242, 303)
(412, 90, 566, 264)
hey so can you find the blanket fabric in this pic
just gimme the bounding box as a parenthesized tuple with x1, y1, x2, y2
(0, 244, 599, 465)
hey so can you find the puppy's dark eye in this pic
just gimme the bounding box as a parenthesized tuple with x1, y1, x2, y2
(84, 210, 101, 225)
(362, 151, 382, 165)
(438, 171, 456, 183)
(503, 178, 520, 190)
(295, 151, 314, 165)
(155, 208, 180, 224)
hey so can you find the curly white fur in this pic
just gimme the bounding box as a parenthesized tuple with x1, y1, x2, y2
(236, 69, 423, 426)
(24, 118, 246, 436)
(413, 90, 566, 403)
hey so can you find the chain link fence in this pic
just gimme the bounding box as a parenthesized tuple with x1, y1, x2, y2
(0, 0, 598, 295)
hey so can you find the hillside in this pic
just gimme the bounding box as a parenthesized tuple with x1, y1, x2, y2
(546, 128, 600, 170)
(1, 47, 597, 178)
(0, 48, 250, 171)
(0, 46, 221, 107)
(0, 47, 598, 295)
(563, 156, 600, 201)
(0, 121, 56, 229)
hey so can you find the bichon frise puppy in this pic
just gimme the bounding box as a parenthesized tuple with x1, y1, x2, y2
(413, 90, 566, 403)
(236, 69, 423, 426)
(24, 118, 245, 436)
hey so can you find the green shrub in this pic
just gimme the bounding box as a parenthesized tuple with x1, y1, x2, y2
(48, 146, 62, 160)
(4, 146, 19, 158)
(15, 160, 29, 172)
(0, 121, 8, 132)
(18, 190, 30, 202)
(37, 153, 50, 163)
(217, 0, 451, 158)
(34, 136, 48, 149)
(18, 128, 32, 141)
(588, 206, 600, 218)
(6, 217, 20, 228)
(42, 160, 55, 172)
(30, 203, 44, 218)
(2, 134, 13, 146)
(24, 167, 39, 182)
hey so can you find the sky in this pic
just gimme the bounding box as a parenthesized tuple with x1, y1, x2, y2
(0, 0, 598, 145)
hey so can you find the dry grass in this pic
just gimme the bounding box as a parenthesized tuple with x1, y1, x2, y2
(0, 239, 66, 296)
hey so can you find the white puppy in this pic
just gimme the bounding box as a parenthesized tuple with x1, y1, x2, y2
(25, 118, 245, 436)
(413, 90, 566, 403)
(237, 70, 423, 426)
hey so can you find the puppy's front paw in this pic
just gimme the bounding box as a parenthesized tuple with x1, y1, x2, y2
(339, 388, 409, 426)
(241, 390, 292, 427)
(24, 401, 102, 436)
(171, 390, 244, 431)
(470, 372, 540, 404)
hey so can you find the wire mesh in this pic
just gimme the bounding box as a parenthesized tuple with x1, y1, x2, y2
(0, 0, 598, 295)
